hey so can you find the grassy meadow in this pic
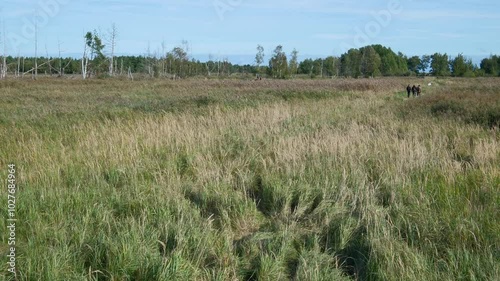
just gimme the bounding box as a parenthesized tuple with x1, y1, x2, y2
(0, 77, 499, 280)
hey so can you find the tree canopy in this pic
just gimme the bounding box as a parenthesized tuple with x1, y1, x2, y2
(1, 43, 497, 79)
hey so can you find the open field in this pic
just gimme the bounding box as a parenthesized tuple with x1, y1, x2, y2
(0, 77, 499, 280)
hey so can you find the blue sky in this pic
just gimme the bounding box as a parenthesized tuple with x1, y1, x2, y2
(0, 0, 499, 64)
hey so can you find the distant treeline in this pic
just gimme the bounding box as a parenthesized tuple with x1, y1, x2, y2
(1, 44, 499, 79)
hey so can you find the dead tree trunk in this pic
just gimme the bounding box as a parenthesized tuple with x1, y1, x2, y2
(33, 19, 38, 80)
(82, 36, 88, 79)
(108, 23, 117, 76)
(17, 55, 21, 78)
(1, 22, 7, 79)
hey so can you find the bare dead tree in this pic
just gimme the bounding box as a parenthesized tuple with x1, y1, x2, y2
(1, 54, 6, 79)
(32, 13, 38, 80)
(58, 40, 63, 76)
(108, 23, 117, 76)
(216, 53, 221, 76)
(161, 41, 167, 77)
(45, 45, 53, 76)
(56, 41, 71, 77)
(205, 54, 217, 76)
(120, 58, 123, 76)
(127, 66, 133, 80)
(182, 40, 191, 76)
(23, 59, 54, 76)
(146, 42, 152, 77)
(82, 32, 89, 79)
(153, 48, 161, 78)
(16, 51, 21, 78)
(33, 16, 38, 80)
(224, 57, 230, 76)
(0, 21, 7, 79)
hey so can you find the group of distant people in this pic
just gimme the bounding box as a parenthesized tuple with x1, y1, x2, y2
(406, 84, 421, 98)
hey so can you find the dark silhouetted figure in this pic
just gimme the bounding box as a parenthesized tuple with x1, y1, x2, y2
(412, 85, 417, 97)
(417, 85, 421, 97)
(406, 84, 412, 98)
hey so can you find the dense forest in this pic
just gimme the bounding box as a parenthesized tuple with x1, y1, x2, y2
(0, 43, 499, 79)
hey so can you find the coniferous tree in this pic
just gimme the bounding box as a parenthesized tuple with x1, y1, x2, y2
(84, 30, 106, 78)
